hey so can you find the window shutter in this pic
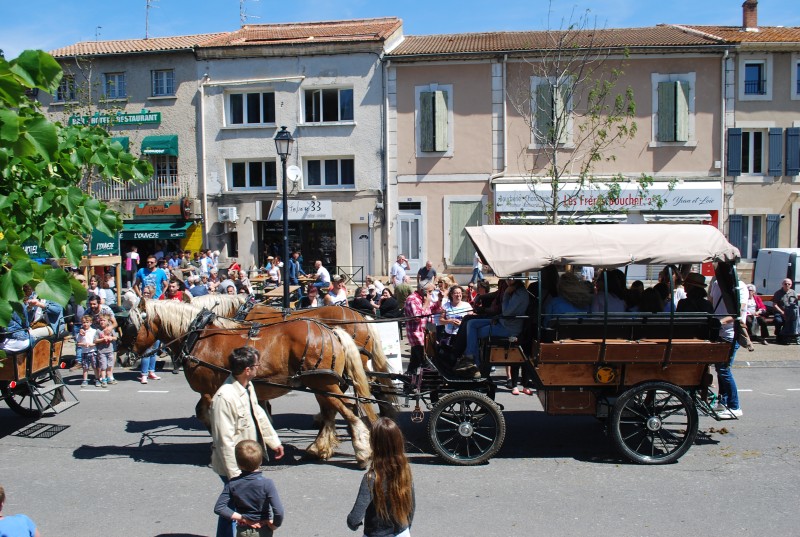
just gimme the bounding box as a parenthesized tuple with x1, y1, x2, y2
(727, 128, 743, 176)
(419, 92, 434, 152)
(536, 82, 554, 144)
(766, 214, 781, 248)
(554, 82, 569, 144)
(675, 81, 690, 142)
(433, 90, 449, 152)
(768, 128, 783, 176)
(728, 214, 743, 253)
(786, 127, 800, 176)
(657, 81, 676, 142)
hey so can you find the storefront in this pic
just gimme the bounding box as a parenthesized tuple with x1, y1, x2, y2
(119, 199, 200, 259)
(255, 199, 337, 272)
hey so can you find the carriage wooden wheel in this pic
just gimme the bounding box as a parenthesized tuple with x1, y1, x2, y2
(0, 370, 66, 419)
(609, 381, 699, 465)
(428, 390, 506, 465)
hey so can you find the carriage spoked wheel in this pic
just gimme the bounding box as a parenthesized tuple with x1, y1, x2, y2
(0, 370, 65, 419)
(428, 390, 506, 466)
(610, 381, 698, 465)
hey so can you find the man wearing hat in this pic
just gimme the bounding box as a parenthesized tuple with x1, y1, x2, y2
(676, 273, 713, 313)
(324, 275, 348, 306)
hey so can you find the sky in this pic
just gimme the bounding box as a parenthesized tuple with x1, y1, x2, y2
(2, 0, 800, 60)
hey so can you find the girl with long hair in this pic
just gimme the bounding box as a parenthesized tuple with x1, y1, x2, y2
(348, 417, 415, 537)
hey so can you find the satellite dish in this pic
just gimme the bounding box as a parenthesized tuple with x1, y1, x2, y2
(286, 165, 302, 183)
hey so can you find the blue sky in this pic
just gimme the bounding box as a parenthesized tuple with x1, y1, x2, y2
(2, 0, 799, 60)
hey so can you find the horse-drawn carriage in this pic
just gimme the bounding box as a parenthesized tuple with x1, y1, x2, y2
(119, 224, 743, 466)
(0, 331, 78, 418)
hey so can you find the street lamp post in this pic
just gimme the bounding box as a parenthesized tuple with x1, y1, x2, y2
(274, 126, 294, 310)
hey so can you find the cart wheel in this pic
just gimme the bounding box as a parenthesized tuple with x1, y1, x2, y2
(0, 371, 64, 419)
(428, 390, 506, 466)
(610, 381, 698, 465)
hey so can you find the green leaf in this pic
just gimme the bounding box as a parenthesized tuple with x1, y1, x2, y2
(21, 117, 58, 161)
(70, 276, 88, 305)
(37, 267, 72, 305)
(0, 108, 21, 142)
(0, 271, 19, 303)
(9, 258, 35, 287)
(10, 50, 63, 93)
(0, 299, 11, 331)
(64, 236, 84, 265)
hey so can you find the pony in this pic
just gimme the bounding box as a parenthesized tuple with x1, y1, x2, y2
(119, 298, 375, 466)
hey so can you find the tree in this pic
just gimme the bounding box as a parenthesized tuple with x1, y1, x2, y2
(507, 8, 671, 223)
(0, 50, 152, 331)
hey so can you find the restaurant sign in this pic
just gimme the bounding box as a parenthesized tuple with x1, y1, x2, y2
(268, 200, 333, 221)
(68, 109, 161, 127)
(494, 181, 722, 213)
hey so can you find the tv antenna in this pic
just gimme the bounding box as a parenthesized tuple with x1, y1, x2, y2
(95, 26, 102, 41)
(240, 0, 260, 25)
(145, 0, 159, 39)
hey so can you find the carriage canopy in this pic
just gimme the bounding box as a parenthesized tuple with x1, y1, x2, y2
(465, 224, 740, 277)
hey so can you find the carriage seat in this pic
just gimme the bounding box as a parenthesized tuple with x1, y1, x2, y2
(544, 313, 722, 343)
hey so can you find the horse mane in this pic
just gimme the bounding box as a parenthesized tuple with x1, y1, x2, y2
(141, 299, 242, 339)
(190, 293, 247, 316)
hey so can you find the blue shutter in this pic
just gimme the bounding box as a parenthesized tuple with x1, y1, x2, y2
(786, 127, 800, 176)
(768, 128, 783, 176)
(766, 214, 781, 248)
(728, 128, 742, 177)
(728, 214, 743, 253)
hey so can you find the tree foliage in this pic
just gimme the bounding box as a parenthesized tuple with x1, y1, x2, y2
(0, 50, 152, 328)
(507, 8, 672, 223)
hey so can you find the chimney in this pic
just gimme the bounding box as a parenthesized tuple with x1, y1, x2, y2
(742, 0, 758, 31)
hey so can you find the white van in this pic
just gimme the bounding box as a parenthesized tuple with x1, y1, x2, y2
(752, 248, 800, 295)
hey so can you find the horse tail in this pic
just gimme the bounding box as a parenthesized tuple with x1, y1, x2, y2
(365, 322, 398, 411)
(333, 327, 378, 423)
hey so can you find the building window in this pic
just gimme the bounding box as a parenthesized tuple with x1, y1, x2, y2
(152, 155, 178, 180)
(103, 72, 126, 99)
(796, 61, 800, 95)
(415, 84, 454, 157)
(305, 158, 354, 188)
(530, 76, 573, 147)
(792, 56, 800, 100)
(741, 130, 765, 174)
(228, 92, 275, 125)
(151, 69, 175, 97)
(728, 128, 786, 177)
(55, 75, 76, 102)
(419, 90, 449, 152)
(651, 73, 695, 145)
(729, 215, 762, 260)
(230, 161, 277, 189)
(744, 62, 766, 95)
(303, 88, 353, 123)
(738, 55, 772, 101)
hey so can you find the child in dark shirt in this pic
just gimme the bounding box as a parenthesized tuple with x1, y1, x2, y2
(214, 440, 284, 537)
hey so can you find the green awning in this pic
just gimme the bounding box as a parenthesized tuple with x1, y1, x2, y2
(111, 136, 129, 152)
(120, 221, 192, 240)
(141, 135, 178, 156)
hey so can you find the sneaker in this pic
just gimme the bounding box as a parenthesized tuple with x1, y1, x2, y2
(101, 381, 108, 389)
(95, 380, 102, 387)
(108, 378, 118, 385)
(80, 380, 89, 387)
(138, 376, 148, 384)
(453, 356, 477, 373)
(147, 373, 161, 380)
(729, 408, 743, 418)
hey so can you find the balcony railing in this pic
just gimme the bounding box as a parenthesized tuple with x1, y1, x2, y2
(744, 79, 766, 95)
(91, 175, 184, 201)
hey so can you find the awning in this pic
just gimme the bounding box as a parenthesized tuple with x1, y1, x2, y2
(643, 213, 712, 223)
(141, 135, 178, 156)
(120, 221, 192, 240)
(499, 214, 626, 224)
(111, 136, 129, 152)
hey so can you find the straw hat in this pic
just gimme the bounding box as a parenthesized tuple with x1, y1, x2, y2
(683, 273, 706, 288)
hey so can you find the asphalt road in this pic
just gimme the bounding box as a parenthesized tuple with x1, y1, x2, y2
(1, 343, 799, 537)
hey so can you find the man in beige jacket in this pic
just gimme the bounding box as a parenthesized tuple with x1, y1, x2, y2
(211, 346, 284, 537)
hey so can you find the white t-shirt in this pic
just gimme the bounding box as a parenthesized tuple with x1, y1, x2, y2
(327, 288, 348, 306)
(443, 300, 474, 335)
(316, 266, 331, 285)
(390, 262, 407, 286)
(125, 251, 140, 271)
(473, 252, 482, 270)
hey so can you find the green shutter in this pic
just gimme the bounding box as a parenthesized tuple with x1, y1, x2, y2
(554, 82, 570, 144)
(657, 81, 676, 142)
(420, 91, 434, 152)
(536, 82, 554, 144)
(433, 90, 449, 151)
(450, 201, 482, 265)
(675, 81, 690, 142)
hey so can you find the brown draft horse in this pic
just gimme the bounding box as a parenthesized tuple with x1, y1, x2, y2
(120, 299, 376, 466)
(198, 298, 398, 412)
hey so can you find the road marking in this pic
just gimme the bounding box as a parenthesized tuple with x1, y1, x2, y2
(739, 389, 753, 392)
(787, 388, 800, 391)
(78, 389, 110, 392)
(138, 390, 169, 393)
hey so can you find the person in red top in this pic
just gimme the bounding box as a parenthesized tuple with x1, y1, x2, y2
(161, 280, 186, 302)
(403, 280, 434, 375)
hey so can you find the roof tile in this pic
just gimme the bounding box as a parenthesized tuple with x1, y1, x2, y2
(50, 33, 226, 58)
(680, 25, 800, 43)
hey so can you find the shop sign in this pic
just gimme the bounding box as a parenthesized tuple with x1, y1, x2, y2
(133, 199, 192, 219)
(268, 200, 333, 221)
(495, 181, 722, 213)
(68, 109, 161, 127)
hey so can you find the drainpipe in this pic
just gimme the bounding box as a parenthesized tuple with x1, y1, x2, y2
(199, 75, 210, 248)
(488, 54, 509, 224)
(383, 59, 392, 275)
(720, 49, 729, 233)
